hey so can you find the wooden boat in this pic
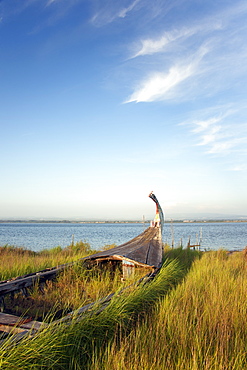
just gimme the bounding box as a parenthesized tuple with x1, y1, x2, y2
(0, 192, 164, 301)
(83, 192, 164, 278)
(0, 193, 164, 341)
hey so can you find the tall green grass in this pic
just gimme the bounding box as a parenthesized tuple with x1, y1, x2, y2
(91, 249, 247, 370)
(0, 241, 95, 281)
(0, 258, 185, 369)
(2, 246, 244, 370)
(3, 265, 130, 320)
(163, 245, 202, 270)
(1, 242, 129, 319)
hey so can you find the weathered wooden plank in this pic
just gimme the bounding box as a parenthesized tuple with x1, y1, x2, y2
(0, 313, 43, 335)
(19, 320, 44, 331)
(0, 330, 30, 347)
(0, 312, 28, 325)
(0, 267, 66, 297)
(0, 325, 28, 335)
(83, 226, 163, 268)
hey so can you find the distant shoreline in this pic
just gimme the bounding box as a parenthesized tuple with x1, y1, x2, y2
(0, 219, 247, 224)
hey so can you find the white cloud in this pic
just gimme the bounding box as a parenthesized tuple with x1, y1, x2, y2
(45, 0, 62, 6)
(197, 126, 221, 146)
(131, 14, 224, 58)
(192, 117, 223, 133)
(125, 65, 193, 103)
(46, 0, 56, 5)
(91, 0, 141, 27)
(207, 140, 240, 154)
(125, 46, 208, 103)
(132, 1, 247, 59)
(118, 0, 141, 18)
(124, 1, 247, 107)
(230, 164, 247, 171)
(189, 109, 247, 158)
(132, 28, 196, 58)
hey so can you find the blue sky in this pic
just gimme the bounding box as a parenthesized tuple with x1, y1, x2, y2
(1, 0, 247, 220)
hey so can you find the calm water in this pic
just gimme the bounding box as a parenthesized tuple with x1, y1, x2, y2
(0, 222, 246, 252)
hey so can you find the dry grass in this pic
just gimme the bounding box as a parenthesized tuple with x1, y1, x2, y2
(0, 241, 94, 281)
(0, 259, 184, 369)
(1, 246, 246, 369)
(1, 243, 146, 320)
(91, 249, 247, 370)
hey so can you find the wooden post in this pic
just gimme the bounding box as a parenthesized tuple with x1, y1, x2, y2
(187, 236, 191, 248)
(171, 219, 174, 248)
(0, 296, 4, 313)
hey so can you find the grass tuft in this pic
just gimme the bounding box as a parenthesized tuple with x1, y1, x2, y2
(90, 249, 247, 370)
(1, 246, 245, 369)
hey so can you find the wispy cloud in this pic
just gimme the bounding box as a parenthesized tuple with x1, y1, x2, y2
(0, 0, 82, 30)
(91, 0, 141, 27)
(230, 164, 247, 171)
(192, 117, 223, 133)
(207, 140, 239, 154)
(118, 0, 141, 18)
(125, 65, 194, 103)
(188, 108, 247, 167)
(132, 23, 221, 58)
(132, 28, 193, 58)
(125, 46, 208, 103)
(123, 1, 247, 106)
(46, 0, 59, 6)
(0, 0, 33, 20)
(197, 126, 222, 146)
(131, 2, 247, 59)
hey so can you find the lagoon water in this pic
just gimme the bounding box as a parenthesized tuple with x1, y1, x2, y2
(0, 222, 246, 252)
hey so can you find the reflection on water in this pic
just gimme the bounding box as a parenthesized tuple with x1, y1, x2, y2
(0, 222, 246, 252)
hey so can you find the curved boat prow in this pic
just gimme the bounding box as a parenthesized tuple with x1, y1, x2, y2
(149, 191, 164, 232)
(81, 193, 164, 276)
